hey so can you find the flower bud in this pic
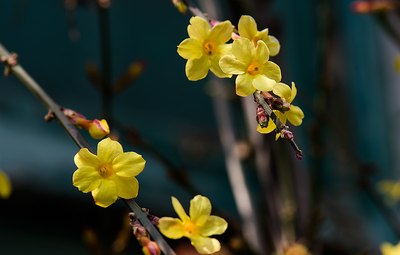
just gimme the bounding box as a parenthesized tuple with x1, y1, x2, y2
(141, 237, 161, 255)
(88, 119, 110, 139)
(172, 0, 187, 14)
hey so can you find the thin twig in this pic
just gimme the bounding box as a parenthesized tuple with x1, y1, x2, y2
(0, 43, 176, 255)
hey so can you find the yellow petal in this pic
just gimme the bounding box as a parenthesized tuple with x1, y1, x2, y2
(381, 242, 393, 255)
(172, 196, 190, 221)
(218, 42, 232, 56)
(252, 74, 276, 92)
(236, 73, 256, 97)
(238, 15, 257, 39)
(186, 55, 209, 81)
(0, 171, 12, 199)
(232, 38, 253, 65)
(177, 38, 203, 60)
(74, 148, 100, 169)
(188, 16, 210, 41)
(92, 179, 118, 208)
(158, 217, 185, 239)
(256, 119, 276, 134)
(267, 35, 280, 56)
(208, 20, 233, 44)
(380, 242, 400, 255)
(113, 152, 145, 177)
(286, 105, 304, 126)
(97, 138, 123, 164)
(253, 40, 270, 63)
(189, 195, 211, 225)
(290, 82, 297, 103)
(273, 82, 292, 101)
(190, 236, 221, 254)
(198, 215, 228, 236)
(261, 61, 281, 82)
(115, 176, 139, 199)
(219, 55, 246, 75)
(72, 166, 101, 193)
(209, 56, 231, 78)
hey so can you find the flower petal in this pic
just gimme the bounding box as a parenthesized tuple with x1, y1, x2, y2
(219, 55, 246, 75)
(97, 138, 123, 164)
(114, 176, 139, 199)
(74, 148, 100, 169)
(198, 215, 228, 236)
(188, 16, 210, 41)
(286, 105, 304, 126)
(0, 171, 12, 199)
(266, 35, 280, 56)
(92, 179, 118, 208)
(177, 38, 203, 60)
(254, 40, 270, 63)
(208, 20, 233, 44)
(290, 82, 297, 103)
(190, 236, 221, 254)
(218, 43, 232, 57)
(172, 196, 190, 221)
(158, 217, 185, 239)
(72, 166, 101, 193)
(189, 195, 211, 226)
(113, 152, 145, 177)
(252, 74, 276, 92)
(256, 118, 276, 134)
(186, 55, 209, 81)
(238, 15, 257, 39)
(236, 74, 256, 97)
(273, 82, 292, 101)
(232, 38, 253, 65)
(261, 61, 281, 82)
(210, 56, 231, 78)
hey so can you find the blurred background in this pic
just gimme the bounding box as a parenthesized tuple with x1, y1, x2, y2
(0, 0, 399, 254)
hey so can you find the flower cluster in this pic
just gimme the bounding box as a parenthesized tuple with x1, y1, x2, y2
(177, 15, 304, 135)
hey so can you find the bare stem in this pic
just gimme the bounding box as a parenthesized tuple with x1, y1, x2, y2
(0, 43, 176, 255)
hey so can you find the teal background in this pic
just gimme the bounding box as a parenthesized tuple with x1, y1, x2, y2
(0, 0, 399, 254)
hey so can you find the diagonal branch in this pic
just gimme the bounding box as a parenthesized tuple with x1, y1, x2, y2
(0, 43, 176, 255)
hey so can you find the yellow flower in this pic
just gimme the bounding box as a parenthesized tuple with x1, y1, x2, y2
(237, 15, 280, 56)
(0, 171, 12, 199)
(177, 16, 233, 81)
(219, 37, 281, 97)
(381, 241, 400, 255)
(257, 82, 304, 134)
(158, 195, 228, 254)
(73, 138, 145, 208)
(377, 180, 400, 203)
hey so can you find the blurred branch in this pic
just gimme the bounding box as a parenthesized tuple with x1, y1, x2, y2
(0, 43, 176, 255)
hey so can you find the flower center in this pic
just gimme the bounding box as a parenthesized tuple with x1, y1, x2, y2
(99, 163, 113, 178)
(247, 62, 261, 75)
(203, 41, 215, 56)
(184, 221, 198, 236)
